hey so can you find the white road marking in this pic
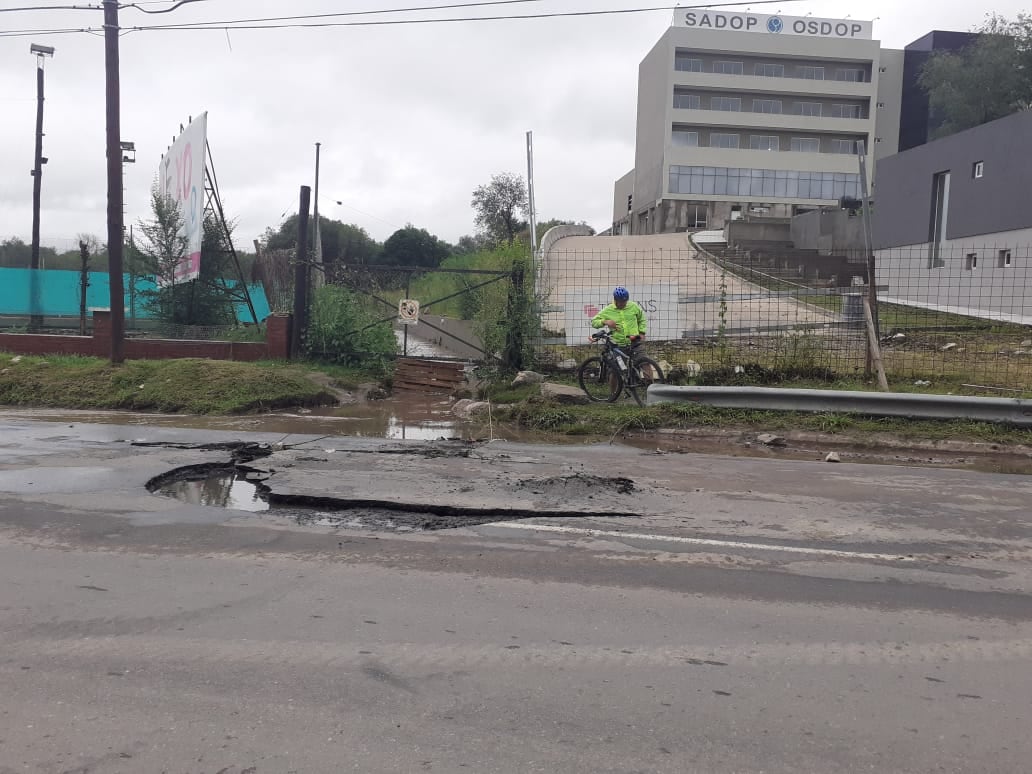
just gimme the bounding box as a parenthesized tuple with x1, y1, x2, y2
(487, 522, 915, 562)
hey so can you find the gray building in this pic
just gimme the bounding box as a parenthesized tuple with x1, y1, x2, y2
(613, 10, 905, 234)
(873, 109, 1032, 325)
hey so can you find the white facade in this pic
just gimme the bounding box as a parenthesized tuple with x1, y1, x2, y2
(616, 11, 904, 234)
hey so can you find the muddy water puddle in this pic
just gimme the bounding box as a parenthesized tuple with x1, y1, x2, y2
(151, 468, 579, 532)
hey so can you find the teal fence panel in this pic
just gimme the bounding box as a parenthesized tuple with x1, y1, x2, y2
(0, 268, 270, 323)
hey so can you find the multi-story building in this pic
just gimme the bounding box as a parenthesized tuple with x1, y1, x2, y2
(898, 30, 979, 151)
(613, 10, 905, 234)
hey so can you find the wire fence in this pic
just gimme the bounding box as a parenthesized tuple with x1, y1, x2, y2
(534, 238, 1032, 393)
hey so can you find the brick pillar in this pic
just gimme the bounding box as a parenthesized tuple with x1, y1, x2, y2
(265, 314, 292, 360)
(91, 309, 111, 357)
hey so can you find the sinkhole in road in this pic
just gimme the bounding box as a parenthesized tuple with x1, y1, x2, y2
(149, 464, 634, 533)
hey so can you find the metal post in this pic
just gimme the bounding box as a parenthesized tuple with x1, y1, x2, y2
(103, 0, 125, 363)
(403, 276, 410, 357)
(29, 56, 49, 330)
(291, 185, 311, 359)
(313, 142, 323, 287)
(856, 140, 880, 376)
(526, 131, 537, 254)
(78, 240, 89, 336)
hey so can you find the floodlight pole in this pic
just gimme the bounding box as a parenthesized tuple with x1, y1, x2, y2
(103, 0, 125, 363)
(29, 45, 53, 330)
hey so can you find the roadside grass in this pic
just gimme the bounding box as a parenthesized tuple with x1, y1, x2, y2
(493, 396, 1032, 445)
(0, 353, 340, 414)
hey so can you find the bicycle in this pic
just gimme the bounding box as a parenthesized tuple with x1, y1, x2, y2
(577, 328, 666, 407)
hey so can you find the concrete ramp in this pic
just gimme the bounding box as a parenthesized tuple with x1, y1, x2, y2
(541, 234, 834, 344)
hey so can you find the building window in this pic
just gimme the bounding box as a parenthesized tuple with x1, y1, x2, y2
(749, 135, 780, 151)
(973, 161, 984, 179)
(794, 102, 823, 117)
(999, 249, 1013, 267)
(672, 129, 700, 147)
(830, 104, 862, 119)
(710, 96, 741, 112)
(673, 93, 701, 110)
(798, 66, 825, 80)
(830, 139, 858, 154)
(965, 253, 978, 271)
(928, 171, 951, 269)
(752, 99, 783, 114)
(713, 61, 744, 75)
(790, 137, 820, 153)
(668, 165, 861, 201)
(710, 133, 741, 149)
(754, 63, 785, 78)
(675, 56, 703, 72)
(835, 68, 864, 82)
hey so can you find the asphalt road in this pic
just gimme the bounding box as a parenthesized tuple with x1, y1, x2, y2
(1, 414, 1030, 773)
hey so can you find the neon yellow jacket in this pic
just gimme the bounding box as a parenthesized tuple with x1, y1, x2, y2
(591, 301, 646, 346)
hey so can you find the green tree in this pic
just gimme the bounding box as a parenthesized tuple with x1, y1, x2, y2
(381, 225, 450, 268)
(263, 215, 381, 278)
(471, 172, 528, 246)
(137, 186, 240, 326)
(919, 14, 1032, 138)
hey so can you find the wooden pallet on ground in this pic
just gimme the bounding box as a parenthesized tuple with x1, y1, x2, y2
(393, 358, 466, 393)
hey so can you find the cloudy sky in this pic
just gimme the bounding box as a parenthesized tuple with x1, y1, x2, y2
(0, 0, 1026, 252)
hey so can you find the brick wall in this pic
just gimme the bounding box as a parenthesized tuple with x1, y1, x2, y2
(0, 311, 293, 362)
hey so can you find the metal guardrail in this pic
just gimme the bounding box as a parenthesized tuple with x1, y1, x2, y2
(646, 386, 1032, 426)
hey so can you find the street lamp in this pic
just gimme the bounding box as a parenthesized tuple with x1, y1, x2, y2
(28, 42, 54, 330)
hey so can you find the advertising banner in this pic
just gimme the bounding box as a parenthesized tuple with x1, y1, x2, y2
(158, 112, 207, 284)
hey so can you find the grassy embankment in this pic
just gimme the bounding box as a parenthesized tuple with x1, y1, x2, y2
(0, 353, 383, 414)
(477, 380, 1032, 446)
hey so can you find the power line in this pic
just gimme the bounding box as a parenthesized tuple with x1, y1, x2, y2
(0, 1, 801, 37)
(118, 0, 217, 13)
(0, 4, 100, 12)
(126, 1, 800, 33)
(120, 0, 548, 26)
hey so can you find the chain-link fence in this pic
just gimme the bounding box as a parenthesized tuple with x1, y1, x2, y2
(534, 235, 1032, 392)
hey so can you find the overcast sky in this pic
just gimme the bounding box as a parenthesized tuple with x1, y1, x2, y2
(0, 0, 1026, 252)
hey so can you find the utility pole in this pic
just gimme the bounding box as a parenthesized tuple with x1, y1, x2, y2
(526, 131, 537, 254)
(29, 43, 54, 331)
(103, 0, 125, 363)
(292, 186, 312, 359)
(79, 240, 90, 336)
(313, 142, 323, 288)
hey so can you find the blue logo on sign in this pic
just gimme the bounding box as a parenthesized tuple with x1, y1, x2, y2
(766, 16, 783, 33)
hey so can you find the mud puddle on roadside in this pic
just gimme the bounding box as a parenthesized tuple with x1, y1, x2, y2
(150, 466, 624, 532)
(0, 399, 579, 444)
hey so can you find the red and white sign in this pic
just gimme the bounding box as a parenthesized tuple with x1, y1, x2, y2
(158, 112, 207, 284)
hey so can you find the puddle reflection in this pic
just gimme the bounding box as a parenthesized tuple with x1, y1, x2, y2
(157, 473, 270, 512)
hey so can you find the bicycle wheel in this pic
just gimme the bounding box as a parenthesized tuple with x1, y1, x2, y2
(578, 356, 623, 402)
(626, 356, 665, 407)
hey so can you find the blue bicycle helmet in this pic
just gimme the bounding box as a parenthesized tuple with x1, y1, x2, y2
(613, 286, 630, 301)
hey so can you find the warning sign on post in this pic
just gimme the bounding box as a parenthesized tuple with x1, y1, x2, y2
(398, 299, 420, 326)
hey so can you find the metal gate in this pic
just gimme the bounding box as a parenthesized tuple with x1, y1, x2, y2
(331, 262, 518, 363)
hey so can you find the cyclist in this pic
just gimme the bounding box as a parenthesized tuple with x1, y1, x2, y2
(590, 286, 656, 382)
(591, 286, 647, 347)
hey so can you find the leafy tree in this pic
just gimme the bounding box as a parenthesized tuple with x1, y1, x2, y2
(381, 225, 450, 268)
(263, 215, 381, 280)
(136, 185, 240, 326)
(471, 172, 528, 246)
(919, 14, 1032, 138)
(452, 234, 491, 256)
(0, 237, 58, 269)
